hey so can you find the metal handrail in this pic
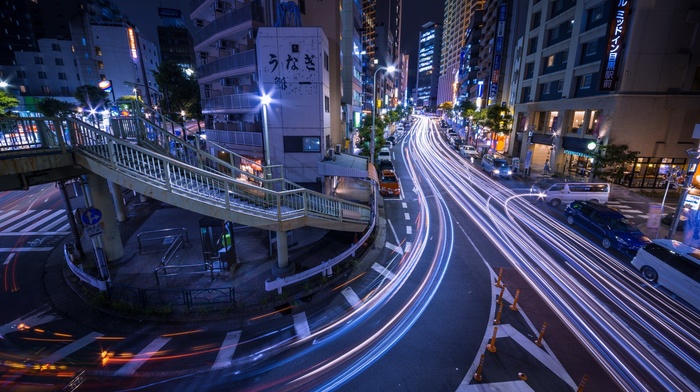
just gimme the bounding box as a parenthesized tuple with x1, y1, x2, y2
(67, 118, 370, 231)
(137, 228, 189, 254)
(154, 262, 214, 286)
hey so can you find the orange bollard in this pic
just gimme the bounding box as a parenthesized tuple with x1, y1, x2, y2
(473, 353, 485, 382)
(509, 289, 521, 311)
(486, 326, 498, 352)
(494, 267, 503, 288)
(577, 374, 589, 392)
(497, 284, 506, 305)
(534, 322, 548, 347)
(494, 302, 504, 325)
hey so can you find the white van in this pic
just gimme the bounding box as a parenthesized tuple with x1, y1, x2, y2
(631, 239, 700, 310)
(537, 182, 610, 207)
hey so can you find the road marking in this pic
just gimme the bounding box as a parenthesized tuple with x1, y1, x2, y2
(0, 210, 34, 231)
(404, 212, 410, 220)
(406, 226, 413, 235)
(372, 262, 396, 280)
(0, 247, 54, 252)
(3, 253, 13, 266)
(402, 202, 407, 209)
(385, 242, 404, 255)
(41, 331, 104, 364)
(0, 305, 58, 338)
(292, 312, 311, 339)
(0, 231, 70, 236)
(23, 210, 66, 232)
(341, 287, 362, 308)
(4, 210, 52, 232)
(114, 337, 171, 376)
(405, 242, 412, 253)
(212, 330, 242, 370)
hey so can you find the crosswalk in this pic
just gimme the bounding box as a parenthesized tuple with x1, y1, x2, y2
(0, 209, 70, 236)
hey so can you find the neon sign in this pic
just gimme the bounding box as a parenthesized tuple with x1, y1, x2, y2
(127, 28, 138, 59)
(600, 1, 631, 91)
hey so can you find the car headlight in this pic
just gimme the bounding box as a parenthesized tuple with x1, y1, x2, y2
(507, 170, 512, 175)
(492, 169, 499, 174)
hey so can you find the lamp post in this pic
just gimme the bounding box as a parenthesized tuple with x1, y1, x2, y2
(370, 65, 396, 165)
(261, 94, 272, 178)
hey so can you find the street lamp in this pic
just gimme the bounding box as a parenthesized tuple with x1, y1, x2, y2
(371, 65, 396, 165)
(261, 94, 272, 173)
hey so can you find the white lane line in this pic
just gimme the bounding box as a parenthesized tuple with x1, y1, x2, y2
(384, 242, 404, 255)
(114, 337, 171, 376)
(402, 202, 407, 209)
(404, 212, 410, 220)
(292, 312, 311, 339)
(5, 210, 52, 232)
(22, 210, 66, 232)
(41, 331, 104, 364)
(406, 226, 413, 235)
(387, 219, 401, 247)
(0, 247, 54, 252)
(212, 330, 242, 370)
(0, 304, 57, 338)
(0, 210, 20, 224)
(0, 210, 35, 231)
(3, 253, 14, 266)
(0, 232, 70, 236)
(341, 287, 362, 308)
(404, 242, 412, 254)
(371, 262, 396, 280)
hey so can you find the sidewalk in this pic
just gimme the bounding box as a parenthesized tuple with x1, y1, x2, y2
(58, 176, 376, 321)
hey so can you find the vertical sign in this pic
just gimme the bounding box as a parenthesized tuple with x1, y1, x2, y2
(489, 4, 508, 101)
(599, 0, 632, 91)
(127, 28, 138, 59)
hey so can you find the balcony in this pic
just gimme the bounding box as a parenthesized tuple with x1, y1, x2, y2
(201, 92, 261, 113)
(192, 3, 265, 47)
(198, 49, 257, 81)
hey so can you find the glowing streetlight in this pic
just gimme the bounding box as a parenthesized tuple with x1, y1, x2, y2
(371, 65, 396, 165)
(261, 94, 272, 169)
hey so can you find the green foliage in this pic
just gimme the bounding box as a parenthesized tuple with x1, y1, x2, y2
(357, 113, 388, 159)
(74, 85, 110, 109)
(456, 100, 477, 120)
(153, 61, 201, 124)
(591, 143, 639, 182)
(0, 90, 20, 116)
(479, 104, 513, 135)
(36, 98, 76, 117)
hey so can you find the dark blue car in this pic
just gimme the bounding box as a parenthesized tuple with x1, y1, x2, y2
(564, 200, 651, 253)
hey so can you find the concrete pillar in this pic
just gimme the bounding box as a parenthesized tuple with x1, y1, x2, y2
(272, 230, 293, 276)
(109, 182, 128, 222)
(83, 174, 124, 261)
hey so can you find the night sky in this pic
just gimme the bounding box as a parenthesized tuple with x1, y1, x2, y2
(113, 0, 446, 92)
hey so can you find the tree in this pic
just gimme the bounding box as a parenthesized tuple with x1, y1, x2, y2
(357, 113, 388, 159)
(36, 98, 76, 118)
(0, 90, 20, 116)
(591, 143, 639, 182)
(153, 61, 201, 125)
(74, 85, 110, 110)
(456, 100, 477, 120)
(480, 104, 513, 135)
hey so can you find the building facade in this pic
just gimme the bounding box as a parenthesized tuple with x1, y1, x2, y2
(415, 22, 442, 112)
(511, 0, 700, 188)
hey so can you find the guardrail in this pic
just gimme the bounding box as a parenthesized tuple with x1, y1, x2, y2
(137, 228, 190, 255)
(154, 262, 214, 286)
(64, 243, 108, 292)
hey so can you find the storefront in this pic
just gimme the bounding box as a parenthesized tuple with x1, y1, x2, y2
(616, 157, 687, 189)
(562, 137, 597, 179)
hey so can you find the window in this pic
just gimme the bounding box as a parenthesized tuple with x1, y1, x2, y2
(528, 37, 538, 55)
(51, 43, 61, 51)
(561, 50, 568, 64)
(557, 80, 564, 92)
(95, 46, 102, 56)
(41, 86, 50, 94)
(324, 96, 330, 112)
(55, 58, 64, 66)
(35, 56, 44, 64)
(520, 86, 531, 102)
(19, 85, 27, 93)
(98, 61, 104, 70)
(584, 41, 597, 57)
(546, 55, 555, 67)
(587, 110, 600, 135)
(60, 86, 70, 95)
(531, 11, 541, 30)
(38, 71, 47, 79)
(324, 52, 329, 70)
(542, 82, 551, 95)
(580, 74, 592, 89)
(302, 137, 320, 152)
(58, 72, 67, 80)
(16, 70, 26, 78)
(571, 110, 585, 133)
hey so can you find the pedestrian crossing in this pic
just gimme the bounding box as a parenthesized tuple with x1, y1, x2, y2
(0, 209, 70, 236)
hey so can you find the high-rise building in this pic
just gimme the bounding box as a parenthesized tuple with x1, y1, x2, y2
(511, 0, 700, 189)
(340, 0, 366, 145)
(157, 8, 197, 70)
(415, 22, 442, 112)
(437, 0, 484, 106)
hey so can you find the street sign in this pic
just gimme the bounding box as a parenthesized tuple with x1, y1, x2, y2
(81, 207, 102, 226)
(84, 225, 103, 237)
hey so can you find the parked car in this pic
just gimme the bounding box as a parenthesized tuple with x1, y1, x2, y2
(386, 136, 396, 146)
(564, 200, 651, 253)
(631, 239, 700, 310)
(379, 170, 401, 196)
(460, 145, 480, 159)
(376, 159, 395, 173)
(481, 154, 512, 179)
(377, 147, 392, 162)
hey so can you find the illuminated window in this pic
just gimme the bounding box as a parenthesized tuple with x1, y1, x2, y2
(95, 46, 102, 56)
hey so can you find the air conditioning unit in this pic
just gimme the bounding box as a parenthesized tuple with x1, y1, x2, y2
(199, 51, 208, 59)
(213, 1, 224, 12)
(220, 77, 232, 86)
(216, 39, 228, 49)
(334, 144, 341, 154)
(194, 19, 204, 27)
(326, 148, 335, 160)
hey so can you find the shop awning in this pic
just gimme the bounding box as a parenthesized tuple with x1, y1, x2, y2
(317, 152, 369, 178)
(530, 133, 554, 145)
(563, 136, 597, 158)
